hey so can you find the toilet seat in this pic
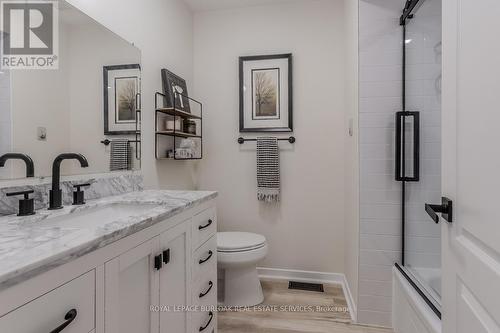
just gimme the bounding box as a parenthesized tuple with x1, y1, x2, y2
(217, 232, 266, 253)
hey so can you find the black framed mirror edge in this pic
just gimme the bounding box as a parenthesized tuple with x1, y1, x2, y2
(239, 53, 293, 133)
(103, 63, 141, 135)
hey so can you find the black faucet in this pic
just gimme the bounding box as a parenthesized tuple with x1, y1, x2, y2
(49, 153, 89, 210)
(0, 153, 35, 178)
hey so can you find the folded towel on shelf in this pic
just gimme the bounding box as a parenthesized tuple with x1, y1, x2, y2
(256, 137, 280, 202)
(109, 139, 131, 171)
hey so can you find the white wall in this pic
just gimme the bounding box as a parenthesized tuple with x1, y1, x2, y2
(343, 0, 360, 318)
(357, 0, 403, 326)
(67, 0, 197, 190)
(194, 0, 348, 273)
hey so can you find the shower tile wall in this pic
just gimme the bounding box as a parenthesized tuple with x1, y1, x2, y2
(0, 68, 12, 179)
(358, 0, 404, 326)
(358, 0, 442, 327)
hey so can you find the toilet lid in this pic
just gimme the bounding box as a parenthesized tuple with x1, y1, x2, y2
(217, 232, 266, 252)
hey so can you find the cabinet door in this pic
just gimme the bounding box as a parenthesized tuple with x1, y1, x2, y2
(105, 237, 160, 333)
(159, 221, 191, 333)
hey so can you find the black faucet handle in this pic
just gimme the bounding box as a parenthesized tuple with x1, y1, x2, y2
(73, 183, 90, 205)
(73, 183, 91, 191)
(6, 190, 35, 216)
(6, 189, 34, 198)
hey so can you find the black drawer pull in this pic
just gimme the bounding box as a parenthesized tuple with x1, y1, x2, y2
(199, 281, 214, 298)
(154, 254, 163, 270)
(198, 219, 213, 230)
(199, 250, 213, 265)
(49, 309, 77, 333)
(163, 249, 170, 264)
(199, 311, 214, 332)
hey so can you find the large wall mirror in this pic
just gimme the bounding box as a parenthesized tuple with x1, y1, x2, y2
(0, 1, 141, 181)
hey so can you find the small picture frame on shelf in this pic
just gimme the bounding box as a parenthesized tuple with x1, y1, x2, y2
(103, 64, 141, 135)
(239, 54, 293, 132)
(161, 69, 191, 113)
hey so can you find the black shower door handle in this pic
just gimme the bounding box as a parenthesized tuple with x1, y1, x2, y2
(395, 111, 420, 182)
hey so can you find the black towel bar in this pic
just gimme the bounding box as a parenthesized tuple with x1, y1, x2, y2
(101, 139, 141, 146)
(237, 136, 296, 144)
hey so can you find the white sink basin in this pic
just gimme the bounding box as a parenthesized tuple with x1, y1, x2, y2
(43, 203, 159, 228)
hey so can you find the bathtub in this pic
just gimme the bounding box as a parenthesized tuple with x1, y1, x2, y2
(392, 266, 441, 333)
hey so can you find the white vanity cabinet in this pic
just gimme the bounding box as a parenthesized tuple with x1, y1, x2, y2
(0, 270, 96, 333)
(104, 220, 192, 333)
(191, 207, 218, 333)
(104, 237, 159, 333)
(0, 199, 217, 333)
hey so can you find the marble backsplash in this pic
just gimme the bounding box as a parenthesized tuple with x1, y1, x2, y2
(0, 173, 143, 216)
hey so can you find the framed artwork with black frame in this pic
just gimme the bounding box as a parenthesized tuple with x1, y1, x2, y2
(239, 54, 293, 132)
(103, 64, 141, 135)
(161, 69, 191, 113)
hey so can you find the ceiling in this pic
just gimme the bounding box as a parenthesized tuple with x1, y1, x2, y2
(184, 0, 304, 12)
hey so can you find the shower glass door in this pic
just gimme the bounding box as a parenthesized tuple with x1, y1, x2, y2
(399, 0, 442, 314)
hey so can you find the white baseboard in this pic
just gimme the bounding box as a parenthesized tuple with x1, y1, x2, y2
(257, 267, 357, 322)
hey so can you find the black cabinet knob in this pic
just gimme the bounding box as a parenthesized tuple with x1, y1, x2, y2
(154, 254, 163, 270)
(6, 189, 35, 216)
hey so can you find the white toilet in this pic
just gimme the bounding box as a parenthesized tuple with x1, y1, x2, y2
(217, 232, 268, 307)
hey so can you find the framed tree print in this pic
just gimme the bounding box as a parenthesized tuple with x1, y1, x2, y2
(103, 64, 141, 135)
(239, 54, 293, 132)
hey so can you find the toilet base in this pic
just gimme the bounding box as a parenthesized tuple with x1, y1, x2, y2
(221, 265, 264, 307)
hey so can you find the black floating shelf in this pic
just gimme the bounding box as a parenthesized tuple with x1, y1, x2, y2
(156, 107, 201, 120)
(155, 91, 203, 160)
(156, 131, 201, 139)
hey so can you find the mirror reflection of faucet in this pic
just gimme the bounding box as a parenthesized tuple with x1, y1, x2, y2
(0, 153, 35, 178)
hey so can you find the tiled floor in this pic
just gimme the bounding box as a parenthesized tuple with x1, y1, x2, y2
(218, 279, 393, 333)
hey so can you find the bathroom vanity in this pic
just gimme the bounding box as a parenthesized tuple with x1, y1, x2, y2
(0, 189, 218, 333)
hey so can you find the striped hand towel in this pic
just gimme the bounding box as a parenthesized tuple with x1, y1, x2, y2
(257, 137, 280, 202)
(109, 139, 131, 171)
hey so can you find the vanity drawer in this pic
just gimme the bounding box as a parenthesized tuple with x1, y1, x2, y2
(193, 267, 217, 306)
(192, 206, 216, 249)
(0, 270, 95, 333)
(193, 235, 217, 281)
(192, 308, 216, 333)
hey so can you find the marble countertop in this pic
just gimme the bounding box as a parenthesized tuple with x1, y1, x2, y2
(0, 190, 217, 290)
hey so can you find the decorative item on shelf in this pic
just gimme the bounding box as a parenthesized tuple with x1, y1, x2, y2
(239, 54, 293, 132)
(161, 69, 191, 113)
(103, 64, 141, 135)
(165, 117, 183, 132)
(184, 120, 197, 135)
